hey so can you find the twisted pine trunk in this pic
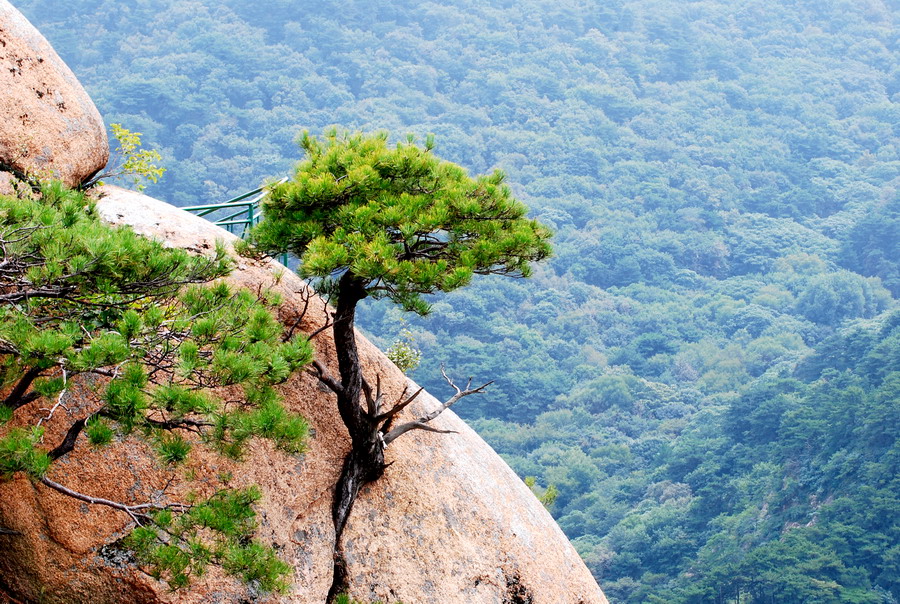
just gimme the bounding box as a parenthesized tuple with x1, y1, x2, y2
(320, 271, 487, 600)
(326, 271, 386, 602)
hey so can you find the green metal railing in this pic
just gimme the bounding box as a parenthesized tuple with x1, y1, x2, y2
(182, 177, 288, 238)
(182, 177, 291, 265)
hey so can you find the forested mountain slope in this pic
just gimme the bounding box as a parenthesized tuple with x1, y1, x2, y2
(15, 0, 899, 601)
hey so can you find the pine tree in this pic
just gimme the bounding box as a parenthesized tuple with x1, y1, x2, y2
(250, 129, 552, 599)
(0, 181, 312, 590)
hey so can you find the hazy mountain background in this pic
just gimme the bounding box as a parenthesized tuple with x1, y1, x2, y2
(15, 1, 899, 601)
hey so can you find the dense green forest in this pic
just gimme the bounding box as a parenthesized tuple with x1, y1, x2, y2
(15, 0, 899, 601)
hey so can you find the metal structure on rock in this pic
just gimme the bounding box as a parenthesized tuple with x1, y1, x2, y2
(182, 177, 290, 265)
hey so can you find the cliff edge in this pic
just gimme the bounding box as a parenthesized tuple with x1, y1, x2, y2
(0, 3, 607, 602)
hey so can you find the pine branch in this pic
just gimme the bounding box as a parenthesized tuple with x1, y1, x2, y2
(2, 366, 44, 411)
(144, 417, 211, 433)
(48, 417, 87, 461)
(308, 360, 343, 395)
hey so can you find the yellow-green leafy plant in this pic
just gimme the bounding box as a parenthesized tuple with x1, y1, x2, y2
(86, 123, 165, 191)
(525, 476, 559, 509)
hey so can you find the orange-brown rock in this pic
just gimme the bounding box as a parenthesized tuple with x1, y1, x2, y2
(0, 185, 607, 603)
(0, 0, 108, 187)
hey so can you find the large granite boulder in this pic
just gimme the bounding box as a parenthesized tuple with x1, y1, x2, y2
(0, 0, 108, 187)
(0, 185, 607, 603)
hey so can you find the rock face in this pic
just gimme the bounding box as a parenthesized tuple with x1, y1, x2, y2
(0, 7, 607, 602)
(0, 0, 108, 187)
(0, 185, 607, 604)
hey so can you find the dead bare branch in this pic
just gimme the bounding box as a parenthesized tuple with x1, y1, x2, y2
(375, 385, 423, 424)
(361, 374, 384, 417)
(382, 368, 491, 445)
(37, 370, 68, 428)
(39, 476, 190, 526)
(382, 421, 459, 442)
(309, 312, 353, 341)
(282, 287, 312, 342)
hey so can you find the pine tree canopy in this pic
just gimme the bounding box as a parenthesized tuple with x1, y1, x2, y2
(0, 180, 230, 312)
(251, 129, 553, 313)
